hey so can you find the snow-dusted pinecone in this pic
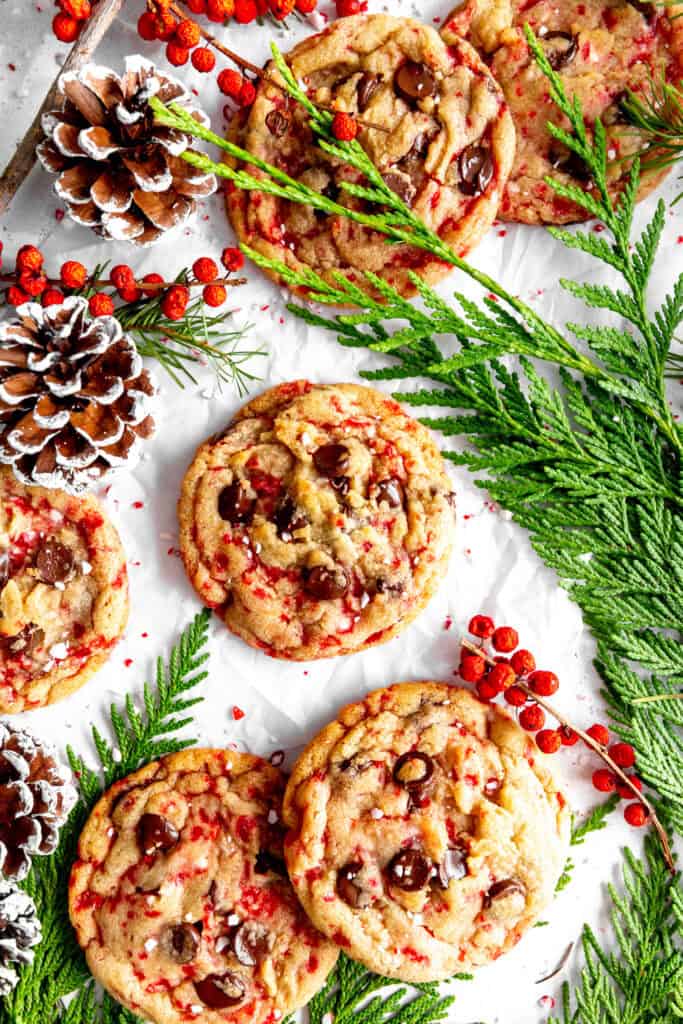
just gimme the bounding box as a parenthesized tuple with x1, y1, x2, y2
(0, 296, 156, 494)
(0, 721, 77, 882)
(0, 880, 42, 996)
(36, 56, 217, 245)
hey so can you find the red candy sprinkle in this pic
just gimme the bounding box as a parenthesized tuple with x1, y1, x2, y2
(232, 706, 245, 721)
(332, 111, 358, 142)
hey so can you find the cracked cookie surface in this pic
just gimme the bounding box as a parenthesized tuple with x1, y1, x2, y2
(283, 682, 570, 982)
(69, 749, 338, 1024)
(226, 13, 514, 298)
(0, 468, 128, 712)
(442, 0, 683, 224)
(178, 381, 455, 661)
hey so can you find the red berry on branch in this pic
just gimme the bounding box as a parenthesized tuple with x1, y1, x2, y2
(559, 725, 579, 746)
(468, 614, 495, 639)
(141, 273, 165, 298)
(234, 0, 258, 20)
(270, 0, 295, 18)
(536, 729, 561, 755)
(616, 775, 643, 800)
(192, 47, 216, 72)
(609, 742, 636, 769)
(222, 247, 244, 272)
(238, 81, 257, 107)
(624, 803, 648, 827)
(487, 663, 516, 694)
(217, 68, 244, 99)
(88, 293, 115, 317)
(592, 768, 617, 793)
(60, 260, 88, 289)
(18, 271, 47, 297)
(207, 0, 233, 20)
(119, 285, 142, 303)
(509, 648, 535, 676)
(476, 678, 498, 702)
(161, 285, 190, 320)
(175, 18, 201, 47)
(193, 257, 219, 283)
(586, 723, 610, 747)
(187, 0, 207, 12)
(52, 12, 80, 41)
(332, 111, 358, 142)
(154, 11, 177, 40)
(203, 283, 227, 307)
(529, 670, 559, 697)
(458, 654, 486, 684)
(7, 286, 28, 306)
(296, 0, 317, 10)
(16, 245, 44, 273)
(336, 0, 365, 15)
(110, 264, 135, 291)
(504, 685, 527, 707)
(137, 11, 158, 40)
(166, 42, 190, 66)
(60, 0, 91, 19)
(519, 704, 545, 732)
(42, 289, 65, 307)
(492, 626, 518, 652)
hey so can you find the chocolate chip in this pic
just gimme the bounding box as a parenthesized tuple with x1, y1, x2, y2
(0, 552, 8, 589)
(458, 145, 494, 197)
(382, 171, 417, 207)
(394, 61, 437, 105)
(218, 481, 254, 525)
(254, 849, 286, 876)
(485, 878, 526, 907)
(274, 498, 308, 542)
(603, 91, 629, 126)
(436, 847, 468, 888)
(386, 849, 431, 891)
(337, 861, 372, 909)
(313, 444, 349, 478)
(373, 478, 403, 508)
(548, 146, 592, 183)
(375, 578, 404, 597)
(0, 623, 45, 656)
(137, 813, 179, 856)
(162, 923, 201, 963)
(266, 109, 290, 137)
(195, 972, 246, 1009)
(303, 565, 349, 601)
(357, 72, 382, 112)
(628, 0, 657, 21)
(35, 539, 74, 584)
(393, 752, 435, 792)
(232, 921, 272, 966)
(539, 30, 578, 71)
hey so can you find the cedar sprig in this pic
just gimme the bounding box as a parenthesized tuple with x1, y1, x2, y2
(556, 796, 621, 893)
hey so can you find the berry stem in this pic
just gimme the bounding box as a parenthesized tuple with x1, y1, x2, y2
(461, 637, 674, 872)
(0, 272, 247, 292)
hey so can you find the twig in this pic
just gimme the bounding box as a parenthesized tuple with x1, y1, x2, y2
(535, 942, 574, 984)
(461, 637, 675, 873)
(0, 272, 246, 291)
(0, 0, 124, 215)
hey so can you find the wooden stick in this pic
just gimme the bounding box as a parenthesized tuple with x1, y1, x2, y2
(461, 637, 675, 873)
(0, 0, 125, 216)
(0, 272, 246, 290)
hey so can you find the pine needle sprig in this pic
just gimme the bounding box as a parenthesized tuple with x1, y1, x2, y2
(621, 75, 683, 204)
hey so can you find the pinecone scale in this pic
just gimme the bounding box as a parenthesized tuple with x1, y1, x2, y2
(0, 880, 42, 996)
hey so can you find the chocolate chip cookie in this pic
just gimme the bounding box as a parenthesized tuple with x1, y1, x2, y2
(226, 13, 515, 298)
(0, 468, 128, 712)
(442, 1, 683, 224)
(69, 749, 338, 1024)
(282, 682, 570, 982)
(178, 381, 455, 661)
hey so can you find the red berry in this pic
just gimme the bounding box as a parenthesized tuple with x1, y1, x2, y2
(7, 286, 28, 306)
(336, 0, 365, 14)
(238, 80, 257, 107)
(110, 264, 135, 291)
(202, 283, 227, 307)
(504, 685, 527, 707)
(332, 111, 358, 142)
(592, 768, 617, 793)
(52, 12, 80, 41)
(296, 0, 317, 10)
(187, 0, 207, 11)
(510, 648, 536, 676)
(161, 285, 190, 321)
(458, 654, 486, 684)
(42, 288, 65, 307)
(16, 245, 44, 273)
(492, 626, 518, 652)
(624, 802, 648, 828)
(193, 257, 219, 283)
(234, 0, 258, 20)
(468, 614, 495, 639)
(60, 0, 91, 18)
(154, 11, 177, 40)
(60, 260, 87, 289)
(529, 670, 559, 697)
(192, 47, 216, 72)
(519, 704, 545, 732)
(536, 729, 561, 755)
(616, 775, 643, 800)
(175, 18, 201, 47)
(137, 10, 158, 40)
(118, 285, 142, 303)
(166, 42, 189, 66)
(141, 272, 165, 298)
(270, 0, 295, 17)
(586, 723, 610, 747)
(609, 742, 636, 769)
(559, 725, 579, 746)
(222, 247, 244, 272)
(487, 663, 516, 694)
(18, 271, 47, 297)
(206, 0, 233, 20)
(88, 293, 115, 317)
(217, 68, 244, 99)
(476, 678, 498, 703)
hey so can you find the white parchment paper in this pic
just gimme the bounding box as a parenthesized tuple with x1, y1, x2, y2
(1, 2, 682, 1020)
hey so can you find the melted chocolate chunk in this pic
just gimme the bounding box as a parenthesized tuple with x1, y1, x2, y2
(162, 923, 201, 963)
(485, 878, 526, 907)
(313, 444, 349, 478)
(195, 972, 246, 1009)
(603, 91, 629, 126)
(394, 61, 437, 105)
(0, 552, 8, 589)
(303, 565, 349, 600)
(266, 109, 290, 137)
(254, 849, 286, 876)
(232, 921, 272, 966)
(357, 72, 383, 112)
(36, 539, 74, 584)
(548, 146, 592, 183)
(539, 30, 578, 71)
(458, 145, 494, 197)
(382, 171, 417, 207)
(386, 849, 431, 891)
(0, 623, 45, 657)
(392, 751, 435, 791)
(218, 481, 255, 525)
(274, 498, 308, 541)
(436, 847, 468, 888)
(373, 478, 404, 508)
(137, 813, 179, 856)
(337, 861, 372, 909)
(374, 578, 404, 597)
(628, 0, 657, 21)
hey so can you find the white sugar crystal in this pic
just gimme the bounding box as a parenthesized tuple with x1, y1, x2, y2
(49, 642, 68, 660)
(144, 938, 158, 952)
(370, 808, 384, 820)
(54, 581, 65, 591)
(267, 809, 279, 824)
(80, 561, 92, 574)
(227, 913, 241, 927)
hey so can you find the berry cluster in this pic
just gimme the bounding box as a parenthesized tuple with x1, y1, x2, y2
(52, 0, 95, 44)
(335, 0, 368, 14)
(458, 614, 648, 829)
(0, 245, 245, 321)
